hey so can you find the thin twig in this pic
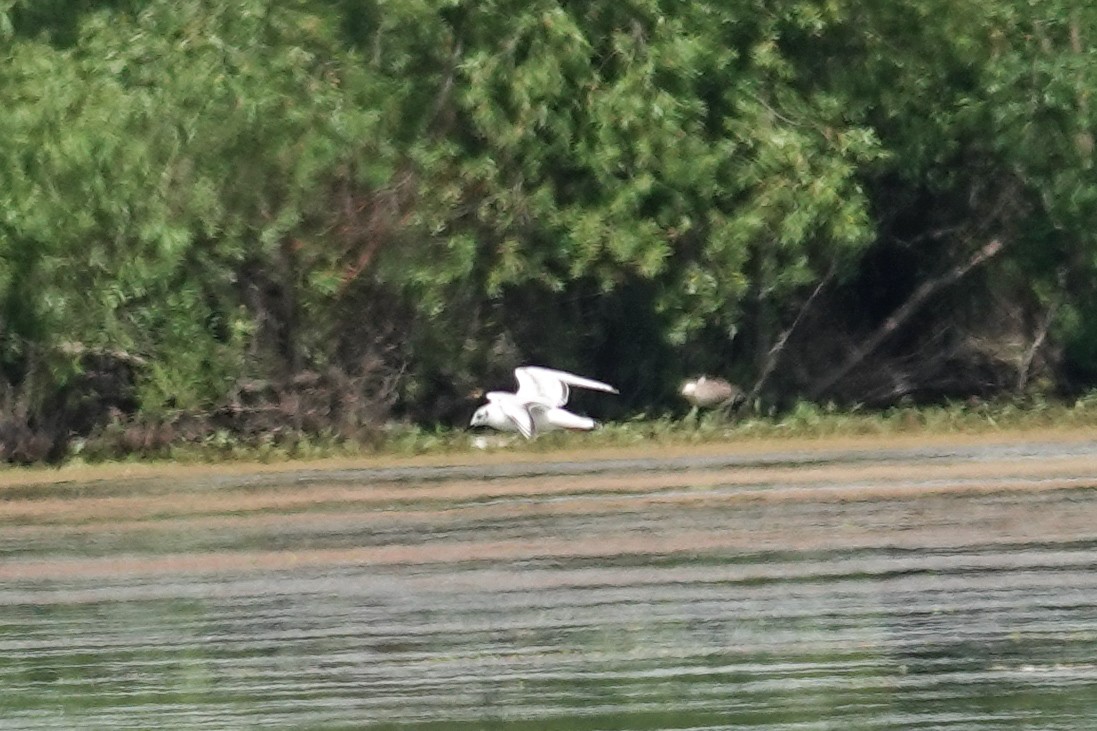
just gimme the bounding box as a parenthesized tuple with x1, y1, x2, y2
(746, 263, 835, 405)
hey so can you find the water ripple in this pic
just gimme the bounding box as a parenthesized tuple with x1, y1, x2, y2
(3, 441, 1097, 728)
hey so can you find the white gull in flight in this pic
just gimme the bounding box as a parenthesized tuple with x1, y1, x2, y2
(469, 366, 618, 439)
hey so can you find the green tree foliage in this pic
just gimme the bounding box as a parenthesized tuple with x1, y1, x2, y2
(979, 3, 1097, 383)
(365, 0, 883, 405)
(0, 0, 1093, 459)
(0, 0, 385, 414)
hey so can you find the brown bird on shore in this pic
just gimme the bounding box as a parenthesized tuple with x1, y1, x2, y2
(680, 375, 742, 415)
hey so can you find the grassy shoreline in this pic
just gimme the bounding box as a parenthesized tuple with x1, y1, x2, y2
(4, 396, 1097, 487)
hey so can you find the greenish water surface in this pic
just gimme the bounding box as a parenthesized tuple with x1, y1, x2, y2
(3, 443, 1097, 729)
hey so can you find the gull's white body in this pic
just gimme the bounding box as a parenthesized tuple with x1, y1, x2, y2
(470, 366, 618, 439)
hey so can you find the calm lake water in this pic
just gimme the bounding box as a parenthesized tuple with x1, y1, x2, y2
(3, 440, 1097, 729)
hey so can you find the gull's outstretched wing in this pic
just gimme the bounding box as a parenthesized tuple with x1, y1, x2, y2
(530, 403, 597, 432)
(513, 366, 618, 407)
(486, 392, 535, 439)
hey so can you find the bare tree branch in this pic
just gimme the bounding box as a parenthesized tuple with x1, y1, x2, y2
(1017, 269, 1064, 393)
(745, 264, 835, 406)
(1016, 304, 1056, 393)
(57, 342, 149, 367)
(809, 238, 1004, 400)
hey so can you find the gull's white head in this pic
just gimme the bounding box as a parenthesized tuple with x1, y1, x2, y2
(469, 403, 496, 429)
(469, 399, 533, 438)
(470, 400, 519, 431)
